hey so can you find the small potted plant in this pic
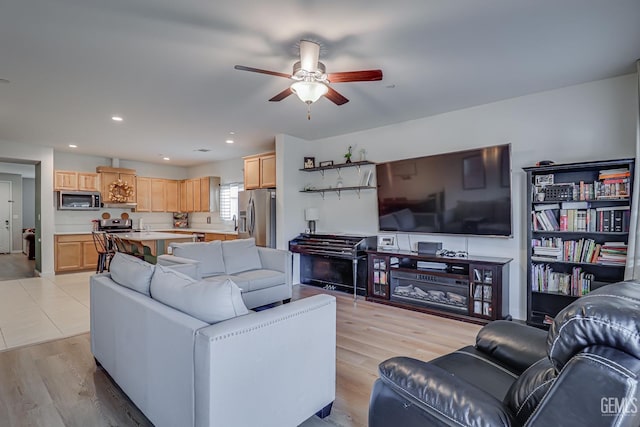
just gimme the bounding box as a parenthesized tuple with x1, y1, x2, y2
(344, 146, 353, 163)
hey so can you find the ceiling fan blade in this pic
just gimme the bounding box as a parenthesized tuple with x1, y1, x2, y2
(328, 69, 383, 83)
(234, 65, 291, 79)
(269, 88, 293, 102)
(324, 87, 349, 105)
(299, 40, 320, 72)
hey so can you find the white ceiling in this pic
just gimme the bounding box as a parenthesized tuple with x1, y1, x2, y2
(1, 0, 639, 166)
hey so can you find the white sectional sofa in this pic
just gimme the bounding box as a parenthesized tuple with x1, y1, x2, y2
(157, 238, 291, 309)
(91, 252, 336, 427)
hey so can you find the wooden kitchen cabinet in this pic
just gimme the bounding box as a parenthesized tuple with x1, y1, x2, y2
(54, 171, 100, 191)
(243, 152, 276, 189)
(178, 178, 210, 212)
(204, 233, 237, 241)
(55, 234, 98, 273)
(192, 178, 201, 212)
(180, 179, 188, 212)
(165, 180, 179, 212)
(151, 179, 166, 212)
(97, 167, 137, 203)
(200, 177, 210, 212)
(136, 177, 151, 212)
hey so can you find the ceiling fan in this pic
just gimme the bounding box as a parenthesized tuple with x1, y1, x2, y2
(234, 39, 383, 119)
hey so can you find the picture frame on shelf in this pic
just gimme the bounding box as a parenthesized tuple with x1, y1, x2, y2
(303, 157, 316, 169)
(535, 174, 554, 186)
(319, 160, 334, 167)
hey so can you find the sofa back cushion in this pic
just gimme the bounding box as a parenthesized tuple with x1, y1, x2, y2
(150, 264, 249, 324)
(109, 252, 155, 296)
(222, 238, 262, 274)
(171, 240, 225, 276)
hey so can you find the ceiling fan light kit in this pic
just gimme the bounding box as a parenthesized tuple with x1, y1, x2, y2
(290, 80, 328, 104)
(234, 39, 383, 119)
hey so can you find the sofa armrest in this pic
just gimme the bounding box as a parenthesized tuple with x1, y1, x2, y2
(156, 254, 202, 280)
(373, 357, 513, 427)
(257, 247, 290, 273)
(194, 294, 336, 427)
(475, 320, 548, 373)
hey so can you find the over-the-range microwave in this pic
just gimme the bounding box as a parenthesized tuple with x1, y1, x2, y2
(57, 191, 101, 211)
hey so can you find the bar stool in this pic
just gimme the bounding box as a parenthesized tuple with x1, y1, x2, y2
(91, 231, 111, 273)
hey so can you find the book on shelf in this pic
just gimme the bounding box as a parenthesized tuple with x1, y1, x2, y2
(534, 203, 560, 211)
(531, 263, 595, 296)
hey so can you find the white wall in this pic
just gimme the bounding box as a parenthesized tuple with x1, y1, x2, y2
(278, 74, 638, 320)
(0, 141, 55, 276)
(188, 158, 244, 183)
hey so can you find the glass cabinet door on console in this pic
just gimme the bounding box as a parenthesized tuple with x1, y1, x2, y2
(369, 254, 391, 298)
(471, 266, 495, 318)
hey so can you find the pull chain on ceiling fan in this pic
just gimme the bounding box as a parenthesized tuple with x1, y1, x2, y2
(235, 39, 383, 119)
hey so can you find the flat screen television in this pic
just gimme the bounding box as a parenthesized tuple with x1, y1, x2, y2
(376, 144, 512, 237)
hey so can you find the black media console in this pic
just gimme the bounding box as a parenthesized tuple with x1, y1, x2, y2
(367, 249, 512, 324)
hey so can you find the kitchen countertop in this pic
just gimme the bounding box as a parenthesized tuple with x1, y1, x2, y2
(156, 228, 238, 235)
(55, 228, 237, 236)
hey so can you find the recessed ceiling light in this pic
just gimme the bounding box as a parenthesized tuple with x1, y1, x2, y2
(229, 131, 235, 135)
(163, 157, 170, 161)
(68, 144, 77, 148)
(225, 139, 234, 144)
(111, 116, 123, 122)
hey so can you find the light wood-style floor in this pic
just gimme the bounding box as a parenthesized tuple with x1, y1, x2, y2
(0, 285, 481, 427)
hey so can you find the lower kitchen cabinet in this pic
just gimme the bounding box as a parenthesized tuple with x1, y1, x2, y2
(204, 233, 237, 241)
(55, 234, 99, 273)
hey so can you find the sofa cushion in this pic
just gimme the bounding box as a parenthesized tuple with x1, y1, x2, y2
(150, 264, 249, 324)
(109, 252, 155, 296)
(171, 241, 225, 277)
(222, 238, 262, 275)
(205, 275, 249, 292)
(232, 269, 286, 292)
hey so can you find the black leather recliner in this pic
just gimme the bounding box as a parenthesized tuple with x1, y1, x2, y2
(369, 281, 640, 427)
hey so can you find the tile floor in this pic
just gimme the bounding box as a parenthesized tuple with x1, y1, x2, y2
(0, 272, 92, 351)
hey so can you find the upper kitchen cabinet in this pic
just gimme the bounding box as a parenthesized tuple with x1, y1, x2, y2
(165, 180, 179, 212)
(178, 177, 220, 212)
(54, 170, 100, 191)
(96, 166, 137, 204)
(243, 152, 276, 189)
(135, 177, 151, 212)
(136, 178, 180, 213)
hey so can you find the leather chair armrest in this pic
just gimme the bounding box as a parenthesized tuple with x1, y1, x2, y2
(377, 357, 514, 426)
(476, 320, 548, 373)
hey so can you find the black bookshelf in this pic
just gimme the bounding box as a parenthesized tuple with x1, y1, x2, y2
(523, 158, 635, 328)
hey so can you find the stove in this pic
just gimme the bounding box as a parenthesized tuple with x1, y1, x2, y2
(97, 218, 133, 233)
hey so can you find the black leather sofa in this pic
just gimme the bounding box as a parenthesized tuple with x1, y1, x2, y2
(369, 281, 640, 426)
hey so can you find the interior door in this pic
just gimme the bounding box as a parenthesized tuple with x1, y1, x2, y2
(0, 181, 12, 253)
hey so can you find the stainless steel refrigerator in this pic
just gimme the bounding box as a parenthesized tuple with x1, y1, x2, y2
(238, 189, 276, 248)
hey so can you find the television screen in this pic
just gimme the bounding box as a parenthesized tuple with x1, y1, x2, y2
(376, 144, 512, 237)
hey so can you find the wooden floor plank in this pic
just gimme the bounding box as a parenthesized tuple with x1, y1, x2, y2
(0, 285, 481, 427)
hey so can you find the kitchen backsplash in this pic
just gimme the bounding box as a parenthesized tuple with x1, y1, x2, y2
(55, 210, 235, 233)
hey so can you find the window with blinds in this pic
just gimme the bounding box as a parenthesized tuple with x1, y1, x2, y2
(220, 183, 242, 220)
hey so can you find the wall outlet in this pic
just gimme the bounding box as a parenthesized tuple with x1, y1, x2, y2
(206, 216, 211, 224)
